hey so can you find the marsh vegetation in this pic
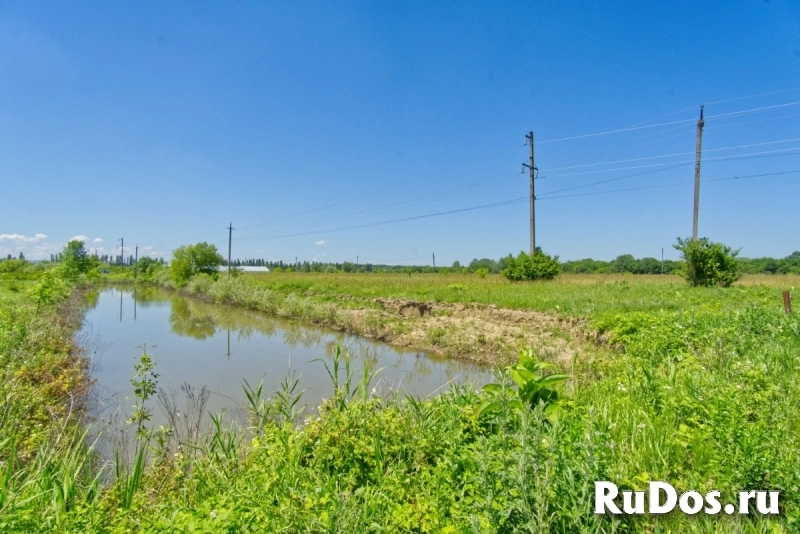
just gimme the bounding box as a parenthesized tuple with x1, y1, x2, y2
(1, 253, 799, 531)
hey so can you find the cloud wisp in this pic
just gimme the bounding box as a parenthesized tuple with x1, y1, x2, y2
(0, 233, 48, 244)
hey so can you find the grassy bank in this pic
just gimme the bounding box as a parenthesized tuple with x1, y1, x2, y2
(2, 266, 799, 531)
(170, 271, 798, 367)
(0, 271, 96, 531)
(245, 271, 798, 316)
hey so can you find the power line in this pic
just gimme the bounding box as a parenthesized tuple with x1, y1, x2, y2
(538, 101, 800, 145)
(538, 170, 800, 201)
(538, 148, 800, 198)
(539, 145, 800, 180)
(599, 87, 800, 137)
(707, 101, 800, 121)
(235, 149, 800, 242)
(541, 137, 800, 173)
(538, 163, 692, 197)
(215, 169, 799, 243)
(238, 197, 529, 242)
(238, 180, 492, 238)
(704, 112, 800, 131)
(702, 87, 800, 107)
(598, 125, 689, 153)
(124, 168, 800, 252)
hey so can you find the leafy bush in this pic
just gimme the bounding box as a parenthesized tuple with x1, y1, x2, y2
(479, 348, 571, 422)
(0, 259, 29, 273)
(186, 273, 215, 294)
(61, 240, 98, 281)
(674, 237, 741, 287)
(28, 270, 69, 309)
(501, 250, 561, 281)
(170, 242, 224, 285)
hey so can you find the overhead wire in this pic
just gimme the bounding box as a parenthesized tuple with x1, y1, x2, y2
(626, 87, 800, 127)
(538, 145, 800, 180)
(537, 148, 800, 197)
(217, 168, 799, 243)
(235, 177, 514, 241)
(140, 89, 800, 253)
(238, 198, 529, 242)
(705, 112, 800, 130)
(538, 170, 800, 200)
(702, 87, 800, 107)
(540, 137, 800, 175)
(160, 91, 800, 240)
(538, 101, 800, 145)
(230, 149, 800, 243)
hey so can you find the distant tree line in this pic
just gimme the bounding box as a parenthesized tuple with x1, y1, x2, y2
(5, 249, 800, 276)
(559, 252, 800, 275)
(45, 252, 166, 267)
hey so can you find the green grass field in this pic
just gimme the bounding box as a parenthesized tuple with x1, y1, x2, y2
(246, 271, 798, 316)
(2, 267, 799, 532)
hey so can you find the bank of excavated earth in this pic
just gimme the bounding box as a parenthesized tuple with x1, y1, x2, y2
(169, 274, 607, 367)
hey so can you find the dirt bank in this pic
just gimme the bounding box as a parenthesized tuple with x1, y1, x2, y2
(333, 296, 598, 367)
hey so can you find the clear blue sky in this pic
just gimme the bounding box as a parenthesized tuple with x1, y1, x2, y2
(2, 1, 799, 265)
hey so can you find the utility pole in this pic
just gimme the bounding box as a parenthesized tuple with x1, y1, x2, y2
(356, 255, 359, 272)
(692, 105, 705, 240)
(227, 222, 235, 276)
(432, 253, 436, 272)
(661, 248, 664, 275)
(120, 238, 124, 267)
(134, 245, 139, 281)
(522, 132, 537, 254)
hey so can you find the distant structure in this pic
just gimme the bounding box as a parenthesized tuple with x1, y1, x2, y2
(217, 265, 270, 273)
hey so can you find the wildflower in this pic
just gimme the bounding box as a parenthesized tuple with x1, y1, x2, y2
(210, 510, 217, 519)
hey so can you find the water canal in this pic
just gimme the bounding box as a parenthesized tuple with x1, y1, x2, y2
(79, 286, 493, 429)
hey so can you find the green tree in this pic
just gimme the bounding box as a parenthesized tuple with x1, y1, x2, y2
(612, 254, 636, 273)
(135, 256, 163, 280)
(674, 237, 741, 287)
(170, 242, 224, 285)
(501, 250, 561, 281)
(468, 258, 497, 273)
(62, 239, 97, 279)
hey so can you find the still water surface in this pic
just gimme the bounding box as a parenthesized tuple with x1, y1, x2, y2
(80, 287, 493, 425)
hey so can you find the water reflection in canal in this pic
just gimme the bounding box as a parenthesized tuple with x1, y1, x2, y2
(80, 287, 493, 427)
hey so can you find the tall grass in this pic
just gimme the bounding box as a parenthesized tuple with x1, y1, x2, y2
(3, 268, 800, 531)
(245, 271, 798, 316)
(56, 303, 800, 531)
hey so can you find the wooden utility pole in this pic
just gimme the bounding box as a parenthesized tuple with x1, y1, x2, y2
(120, 238, 125, 266)
(432, 253, 436, 272)
(134, 245, 139, 281)
(522, 132, 537, 254)
(692, 105, 705, 240)
(227, 222, 234, 276)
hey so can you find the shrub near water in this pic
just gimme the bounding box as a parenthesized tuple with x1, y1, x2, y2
(184, 275, 343, 327)
(674, 236, 741, 287)
(501, 250, 561, 281)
